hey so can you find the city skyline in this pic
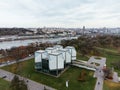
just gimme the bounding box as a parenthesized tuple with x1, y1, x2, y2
(0, 0, 120, 28)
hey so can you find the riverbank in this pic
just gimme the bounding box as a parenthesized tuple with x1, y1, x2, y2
(0, 35, 79, 42)
(0, 36, 78, 49)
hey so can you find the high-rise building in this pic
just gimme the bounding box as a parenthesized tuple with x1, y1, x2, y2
(82, 26, 85, 35)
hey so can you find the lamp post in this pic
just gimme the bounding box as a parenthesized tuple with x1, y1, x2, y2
(66, 80, 69, 88)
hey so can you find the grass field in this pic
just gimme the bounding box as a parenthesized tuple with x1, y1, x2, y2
(95, 47, 119, 54)
(0, 78, 10, 90)
(1, 59, 96, 90)
(101, 52, 120, 67)
(77, 53, 89, 61)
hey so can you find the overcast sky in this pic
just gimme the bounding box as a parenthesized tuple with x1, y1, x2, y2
(0, 0, 120, 28)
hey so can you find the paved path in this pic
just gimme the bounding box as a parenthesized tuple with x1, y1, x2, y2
(72, 63, 96, 71)
(87, 56, 106, 90)
(0, 69, 55, 90)
(87, 56, 106, 69)
(94, 69, 104, 90)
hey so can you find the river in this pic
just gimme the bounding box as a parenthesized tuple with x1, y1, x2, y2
(0, 37, 78, 49)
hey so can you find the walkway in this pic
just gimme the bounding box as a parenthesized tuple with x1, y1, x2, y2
(72, 60, 96, 71)
(0, 69, 55, 90)
(72, 63, 96, 71)
(94, 68, 104, 90)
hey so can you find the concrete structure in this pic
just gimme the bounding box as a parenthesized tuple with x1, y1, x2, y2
(87, 56, 106, 69)
(34, 45, 76, 76)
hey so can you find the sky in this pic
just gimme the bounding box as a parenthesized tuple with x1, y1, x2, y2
(0, 0, 120, 28)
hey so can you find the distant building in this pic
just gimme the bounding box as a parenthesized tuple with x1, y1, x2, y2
(34, 45, 76, 76)
(82, 26, 85, 35)
(25, 30, 34, 35)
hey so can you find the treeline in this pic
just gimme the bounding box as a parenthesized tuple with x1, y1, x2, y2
(0, 28, 32, 36)
(0, 42, 54, 62)
(61, 35, 120, 56)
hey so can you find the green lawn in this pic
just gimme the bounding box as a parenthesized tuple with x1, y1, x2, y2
(0, 78, 10, 90)
(1, 59, 96, 90)
(95, 47, 120, 67)
(101, 52, 120, 67)
(77, 53, 89, 61)
(95, 47, 119, 54)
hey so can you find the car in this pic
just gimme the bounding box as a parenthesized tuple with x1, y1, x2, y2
(2, 75, 7, 78)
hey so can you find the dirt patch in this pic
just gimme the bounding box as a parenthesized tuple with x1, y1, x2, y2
(104, 80, 120, 88)
(0, 56, 14, 63)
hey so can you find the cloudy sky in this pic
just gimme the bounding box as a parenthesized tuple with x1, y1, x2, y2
(0, 0, 120, 28)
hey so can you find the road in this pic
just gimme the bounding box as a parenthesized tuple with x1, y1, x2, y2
(0, 69, 55, 90)
(94, 69, 104, 90)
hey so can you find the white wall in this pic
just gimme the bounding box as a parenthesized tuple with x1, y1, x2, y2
(72, 49, 76, 60)
(65, 46, 76, 60)
(42, 52, 48, 59)
(49, 55, 57, 70)
(58, 54, 64, 69)
(66, 51, 71, 63)
(35, 50, 48, 63)
(35, 52, 41, 63)
(59, 50, 71, 63)
(49, 53, 64, 70)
